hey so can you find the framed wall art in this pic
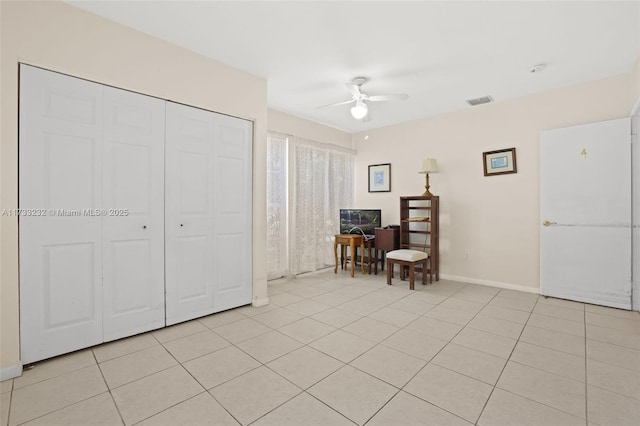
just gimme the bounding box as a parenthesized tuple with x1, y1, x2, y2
(368, 163, 391, 192)
(483, 148, 517, 176)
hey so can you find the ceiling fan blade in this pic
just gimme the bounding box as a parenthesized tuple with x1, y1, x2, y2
(345, 83, 361, 98)
(317, 99, 355, 109)
(367, 94, 409, 102)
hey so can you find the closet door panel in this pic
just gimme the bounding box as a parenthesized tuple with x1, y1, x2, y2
(102, 86, 166, 341)
(19, 65, 104, 364)
(213, 114, 253, 311)
(165, 102, 216, 325)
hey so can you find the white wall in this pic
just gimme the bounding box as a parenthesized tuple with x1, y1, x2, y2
(1, 0, 268, 376)
(632, 58, 640, 311)
(633, 114, 639, 311)
(354, 71, 636, 293)
(268, 109, 353, 149)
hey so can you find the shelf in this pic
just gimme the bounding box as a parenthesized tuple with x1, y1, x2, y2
(401, 196, 438, 200)
(399, 195, 439, 282)
(401, 218, 429, 222)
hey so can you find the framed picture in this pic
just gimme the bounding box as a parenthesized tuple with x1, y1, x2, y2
(368, 163, 391, 192)
(483, 148, 517, 176)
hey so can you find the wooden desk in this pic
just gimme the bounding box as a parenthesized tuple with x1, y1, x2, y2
(355, 237, 381, 275)
(375, 227, 400, 273)
(334, 234, 365, 277)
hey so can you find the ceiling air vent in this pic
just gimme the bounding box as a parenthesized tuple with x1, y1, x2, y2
(466, 96, 493, 106)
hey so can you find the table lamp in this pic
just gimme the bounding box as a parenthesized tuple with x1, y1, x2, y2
(418, 158, 439, 197)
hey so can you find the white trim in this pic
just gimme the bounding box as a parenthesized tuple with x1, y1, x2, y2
(440, 274, 540, 294)
(0, 362, 23, 381)
(252, 297, 270, 308)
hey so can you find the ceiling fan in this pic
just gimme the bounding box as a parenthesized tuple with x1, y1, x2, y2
(318, 77, 409, 120)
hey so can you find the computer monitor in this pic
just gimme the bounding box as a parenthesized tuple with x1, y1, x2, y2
(339, 209, 382, 236)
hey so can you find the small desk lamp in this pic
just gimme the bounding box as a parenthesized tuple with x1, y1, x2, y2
(418, 158, 439, 197)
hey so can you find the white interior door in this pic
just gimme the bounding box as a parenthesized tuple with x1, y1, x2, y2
(213, 114, 253, 311)
(102, 86, 165, 341)
(165, 102, 216, 325)
(19, 65, 104, 363)
(540, 118, 632, 309)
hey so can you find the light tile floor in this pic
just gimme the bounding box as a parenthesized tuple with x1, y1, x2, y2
(1, 270, 639, 425)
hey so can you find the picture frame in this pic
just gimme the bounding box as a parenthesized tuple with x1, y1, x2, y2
(483, 148, 517, 176)
(368, 163, 391, 192)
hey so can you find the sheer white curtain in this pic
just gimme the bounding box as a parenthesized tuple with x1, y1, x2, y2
(266, 133, 288, 280)
(266, 133, 354, 278)
(290, 138, 354, 275)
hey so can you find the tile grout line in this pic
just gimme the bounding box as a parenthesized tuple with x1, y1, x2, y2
(5, 382, 13, 426)
(473, 292, 539, 425)
(584, 306, 589, 425)
(13, 352, 125, 426)
(214, 281, 367, 424)
(254, 277, 461, 425)
(378, 282, 529, 424)
(9, 363, 113, 426)
(357, 283, 498, 425)
(162, 331, 251, 426)
(319, 277, 459, 424)
(122, 331, 239, 425)
(243, 275, 367, 425)
(92, 347, 128, 426)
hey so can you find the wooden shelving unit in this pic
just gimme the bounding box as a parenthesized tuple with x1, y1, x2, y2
(399, 196, 439, 281)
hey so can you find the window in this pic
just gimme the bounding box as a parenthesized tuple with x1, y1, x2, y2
(266, 133, 354, 278)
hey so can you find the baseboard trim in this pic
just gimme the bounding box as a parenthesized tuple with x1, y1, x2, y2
(440, 274, 540, 294)
(0, 362, 23, 381)
(252, 297, 269, 308)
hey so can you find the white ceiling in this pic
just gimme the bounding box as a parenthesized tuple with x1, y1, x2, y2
(67, 1, 640, 133)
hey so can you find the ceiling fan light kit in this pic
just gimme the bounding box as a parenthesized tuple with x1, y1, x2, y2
(350, 100, 368, 119)
(319, 77, 409, 121)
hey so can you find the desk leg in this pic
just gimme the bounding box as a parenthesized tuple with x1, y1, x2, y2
(333, 239, 338, 273)
(373, 248, 378, 275)
(349, 240, 355, 277)
(342, 245, 347, 270)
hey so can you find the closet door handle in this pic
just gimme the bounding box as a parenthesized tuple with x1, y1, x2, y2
(142, 225, 147, 229)
(180, 224, 184, 227)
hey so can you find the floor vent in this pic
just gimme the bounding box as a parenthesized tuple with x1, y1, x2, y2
(466, 96, 494, 106)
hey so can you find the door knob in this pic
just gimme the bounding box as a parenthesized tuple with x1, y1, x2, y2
(542, 220, 557, 227)
(180, 224, 184, 227)
(142, 225, 147, 229)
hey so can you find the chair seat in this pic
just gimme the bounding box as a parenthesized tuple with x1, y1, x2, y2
(386, 249, 428, 262)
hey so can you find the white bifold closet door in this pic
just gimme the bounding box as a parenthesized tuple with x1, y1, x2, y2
(102, 86, 166, 341)
(19, 65, 165, 363)
(165, 102, 253, 325)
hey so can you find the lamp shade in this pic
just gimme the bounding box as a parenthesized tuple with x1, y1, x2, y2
(350, 101, 368, 119)
(419, 158, 439, 173)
